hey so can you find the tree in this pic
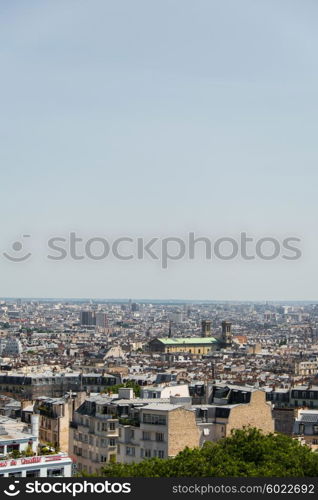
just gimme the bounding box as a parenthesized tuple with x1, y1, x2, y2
(94, 428, 318, 477)
(102, 381, 141, 397)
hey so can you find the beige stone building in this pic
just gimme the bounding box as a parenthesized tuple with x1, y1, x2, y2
(69, 384, 274, 473)
(34, 392, 85, 452)
(118, 404, 200, 463)
(196, 386, 274, 444)
(70, 395, 119, 475)
(148, 337, 219, 355)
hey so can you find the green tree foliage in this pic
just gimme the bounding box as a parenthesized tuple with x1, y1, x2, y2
(102, 381, 141, 397)
(97, 428, 318, 477)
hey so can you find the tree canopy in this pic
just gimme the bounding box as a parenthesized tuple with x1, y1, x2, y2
(102, 381, 141, 397)
(96, 428, 318, 477)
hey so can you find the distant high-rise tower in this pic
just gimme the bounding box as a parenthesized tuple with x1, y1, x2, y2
(201, 320, 211, 337)
(221, 321, 232, 346)
(95, 312, 108, 329)
(80, 310, 96, 326)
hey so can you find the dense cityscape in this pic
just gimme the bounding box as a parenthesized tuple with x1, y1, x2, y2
(0, 298, 318, 477)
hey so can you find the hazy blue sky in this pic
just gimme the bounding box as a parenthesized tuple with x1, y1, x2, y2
(0, 0, 317, 300)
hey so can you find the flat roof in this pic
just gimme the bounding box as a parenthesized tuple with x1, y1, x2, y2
(141, 403, 185, 412)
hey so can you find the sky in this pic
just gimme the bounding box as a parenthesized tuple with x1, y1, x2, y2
(0, 0, 317, 301)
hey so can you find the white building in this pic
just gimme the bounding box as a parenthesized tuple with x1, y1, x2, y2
(0, 338, 23, 357)
(0, 415, 72, 477)
(0, 454, 72, 478)
(140, 384, 190, 399)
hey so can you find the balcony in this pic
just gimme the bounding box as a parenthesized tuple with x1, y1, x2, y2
(119, 417, 140, 427)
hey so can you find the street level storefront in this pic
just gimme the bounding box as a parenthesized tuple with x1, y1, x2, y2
(0, 453, 73, 477)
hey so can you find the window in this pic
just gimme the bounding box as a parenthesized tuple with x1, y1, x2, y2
(9, 472, 22, 477)
(26, 469, 40, 477)
(142, 431, 151, 441)
(130, 429, 135, 440)
(109, 422, 116, 431)
(101, 455, 107, 462)
(156, 433, 164, 442)
(143, 414, 166, 425)
(144, 449, 151, 458)
(140, 449, 144, 458)
(7, 444, 20, 453)
(126, 447, 135, 456)
(47, 468, 64, 477)
(313, 425, 318, 435)
(158, 450, 164, 458)
(109, 438, 116, 447)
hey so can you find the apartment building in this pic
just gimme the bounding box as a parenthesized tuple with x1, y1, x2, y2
(0, 372, 119, 400)
(0, 414, 72, 477)
(293, 409, 318, 449)
(70, 395, 119, 475)
(0, 415, 38, 458)
(69, 383, 274, 473)
(290, 386, 318, 409)
(118, 403, 200, 464)
(196, 387, 274, 443)
(33, 392, 85, 452)
(140, 384, 189, 399)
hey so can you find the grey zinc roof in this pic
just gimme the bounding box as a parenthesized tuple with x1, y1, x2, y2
(300, 413, 318, 424)
(141, 403, 184, 412)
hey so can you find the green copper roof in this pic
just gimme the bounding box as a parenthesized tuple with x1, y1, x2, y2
(156, 337, 219, 345)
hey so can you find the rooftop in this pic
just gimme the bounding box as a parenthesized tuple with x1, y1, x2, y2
(156, 337, 219, 345)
